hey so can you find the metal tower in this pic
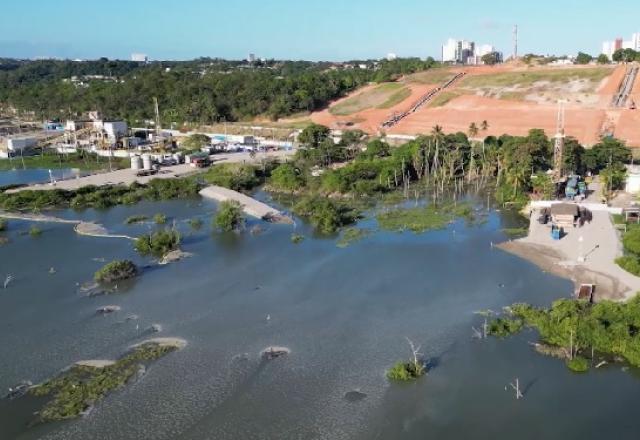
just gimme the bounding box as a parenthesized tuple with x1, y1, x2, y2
(513, 25, 518, 60)
(553, 100, 566, 181)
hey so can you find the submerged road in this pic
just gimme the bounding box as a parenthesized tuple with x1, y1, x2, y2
(7, 150, 295, 193)
(199, 185, 290, 222)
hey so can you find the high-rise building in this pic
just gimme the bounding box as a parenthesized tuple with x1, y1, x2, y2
(601, 33, 640, 60)
(442, 39, 458, 63)
(442, 39, 500, 64)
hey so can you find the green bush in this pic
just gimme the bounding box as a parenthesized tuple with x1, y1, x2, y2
(566, 356, 589, 373)
(189, 218, 203, 230)
(291, 233, 305, 244)
(153, 213, 167, 224)
(29, 225, 42, 237)
(292, 196, 358, 234)
(387, 361, 425, 381)
(622, 228, 640, 255)
(94, 260, 138, 283)
(269, 163, 305, 192)
(488, 318, 524, 337)
(0, 217, 6, 231)
(213, 200, 245, 232)
(203, 164, 260, 191)
(134, 229, 181, 258)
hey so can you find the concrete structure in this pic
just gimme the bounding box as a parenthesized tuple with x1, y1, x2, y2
(602, 33, 640, 59)
(442, 38, 458, 63)
(442, 38, 501, 65)
(199, 185, 289, 221)
(248, 53, 256, 63)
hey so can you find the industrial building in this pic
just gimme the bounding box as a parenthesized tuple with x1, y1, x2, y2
(131, 53, 149, 63)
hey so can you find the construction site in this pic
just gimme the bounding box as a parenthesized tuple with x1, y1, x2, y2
(311, 62, 640, 147)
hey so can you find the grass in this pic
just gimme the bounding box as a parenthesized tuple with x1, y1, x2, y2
(460, 67, 612, 89)
(566, 356, 590, 373)
(377, 202, 473, 234)
(124, 215, 148, 225)
(290, 233, 305, 244)
(134, 228, 181, 258)
(376, 87, 411, 109)
(428, 91, 461, 108)
(329, 83, 407, 116)
(336, 227, 370, 248)
(29, 225, 42, 237)
(502, 227, 528, 238)
(29, 342, 177, 422)
(406, 69, 457, 85)
(189, 218, 203, 230)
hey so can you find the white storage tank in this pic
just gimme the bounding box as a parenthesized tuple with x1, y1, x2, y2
(142, 154, 152, 170)
(130, 155, 142, 170)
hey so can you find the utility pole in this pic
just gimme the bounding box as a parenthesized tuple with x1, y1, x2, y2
(553, 100, 567, 182)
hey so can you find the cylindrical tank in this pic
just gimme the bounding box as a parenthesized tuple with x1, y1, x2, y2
(130, 155, 142, 170)
(142, 154, 152, 170)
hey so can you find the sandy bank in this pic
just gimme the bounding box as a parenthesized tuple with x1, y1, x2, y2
(132, 337, 187, 349)
(75, 360, 116, 368)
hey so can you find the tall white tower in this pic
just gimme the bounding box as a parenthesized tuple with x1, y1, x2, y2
(513, 25, 518, 60)
(553, 100, 567, 181)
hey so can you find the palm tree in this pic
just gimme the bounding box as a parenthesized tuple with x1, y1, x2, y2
(468, 122, 479, 139)
(481, 120, 489, 132)
(430, 125, 445, 175)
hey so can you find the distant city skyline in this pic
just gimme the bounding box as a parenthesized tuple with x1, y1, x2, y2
(1, 0, 639, 61)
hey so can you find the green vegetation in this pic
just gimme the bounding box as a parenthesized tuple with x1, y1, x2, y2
(134, 228, 181, 258)
(337, 227, 370, 248)
(376, 86, 411, 109)
(566, 356, 590, 373)
(153, 213, 167, 224)
(387, 361, 426, 381)
(502, 227, 528, 238)
(428, 91, 460, 107)
(406, 69, 456, 85)
(616, 223, 640, 276)
(29, 225, 42, 237)
(292, 196, 359, 234)
(189, 218, 203, 230)
(460, 67, 612, 89)
(201, 163, 261, 191)
(268, 163, 305, 193)
(0, 178, 201, 212)
(330, 83, 409, 116)
(29, 342, 177, 422)
(0, 217, 6, 231)
(575, 52, 594, 65)
(0, 57, 437, 122)
(377, 203, 473, 233)
(0, 151, 129, 172)
(94, 260, 138, 283)
(124, 215, 148, 225)
(180, 134, 211, 150)
(613, 48, 640, 63)
(489, 297, 640, 371)
(488, 317, 524, 338)
(213, 200, 245, 232)
(290, 233, 305, 244)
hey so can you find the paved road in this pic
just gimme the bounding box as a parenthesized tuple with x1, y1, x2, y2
(7, 150, 295, 193)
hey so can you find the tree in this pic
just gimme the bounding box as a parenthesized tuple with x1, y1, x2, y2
(298, 124, 331, 149)
(583, 137, 631, 172)
(181, 134, 211, 151)
(468, 122, 479, 138)
(597, 54, 610, 64)
(575, 52, 593, 65)
(269, 163, 304, 192)
(481, 120, 489, 132)
(481, 52, 501, 66)
(94, 260, 138, 283)
(613, 48, 638, 63)
(213, 200, 245, 231)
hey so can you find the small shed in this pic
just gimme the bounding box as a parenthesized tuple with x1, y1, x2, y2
(551, 203, 578, 228)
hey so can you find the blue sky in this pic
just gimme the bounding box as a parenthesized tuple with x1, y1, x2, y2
(1, 0, 638, 60)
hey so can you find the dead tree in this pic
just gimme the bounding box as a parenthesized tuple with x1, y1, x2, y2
(3, 275, 13, 289)
(405, 337, 425, 375)
(506, 378, 524, 399)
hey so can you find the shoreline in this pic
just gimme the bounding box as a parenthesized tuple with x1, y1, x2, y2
(497, 240, 630, 301)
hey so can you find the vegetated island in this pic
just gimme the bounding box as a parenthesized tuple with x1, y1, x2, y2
(94, 260, 138, 284)
(26, 339, 185, 423)
(488, 296, 640, 373)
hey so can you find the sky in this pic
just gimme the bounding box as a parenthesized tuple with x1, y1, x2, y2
(1, 0, 638, 61)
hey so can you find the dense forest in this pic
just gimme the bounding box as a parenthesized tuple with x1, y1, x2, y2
(0, 57, 438, 124)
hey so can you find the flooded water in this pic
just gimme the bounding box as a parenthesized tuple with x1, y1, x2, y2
(0, 168, 87, 187)
(1, 189, 640, 439)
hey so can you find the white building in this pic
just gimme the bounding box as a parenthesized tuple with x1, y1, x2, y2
(248, 53, 256, 63)
(476, 44, 496, 57)
(601, 32, 640, 59)
(131, 53, 148, 63)
(95, 121, 128, 141)
(442, 38, 458, 62)
(386, 53, 397, 61)
(626, 165, 640, 193)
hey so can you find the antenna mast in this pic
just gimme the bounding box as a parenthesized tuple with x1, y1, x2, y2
(513, 25, 518, 60)
(153, 97, 161, 139)
(553, 100, 566, 182)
